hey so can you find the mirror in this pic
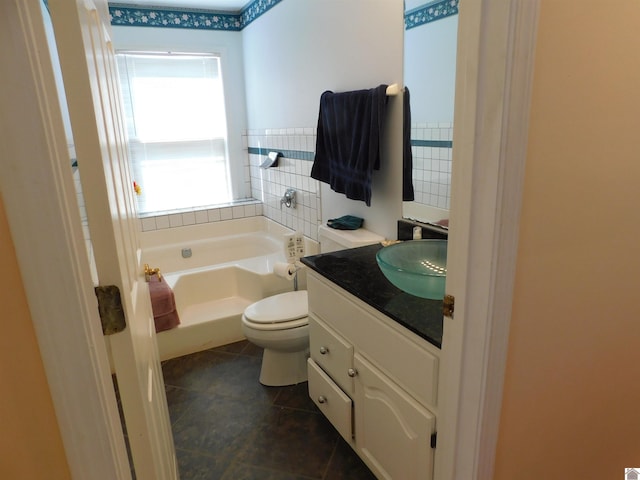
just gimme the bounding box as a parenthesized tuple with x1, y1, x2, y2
(403, 1, 458, 225)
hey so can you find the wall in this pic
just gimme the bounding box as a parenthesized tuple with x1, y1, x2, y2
(405, 13, 457, 122)
(494, 2, 640, 478)
(0, 197, 71, 480)
(404, 10, 457, 219)
(242, 0, 404, 240)
(112, 1, 406, 241)
(246, 128, 321, 239)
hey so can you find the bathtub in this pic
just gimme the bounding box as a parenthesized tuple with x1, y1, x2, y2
(141, 216, 318, 361)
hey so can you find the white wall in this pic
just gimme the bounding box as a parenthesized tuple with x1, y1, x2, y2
(242, 0, 405, 239)
(404, 15, 457, 122)
(111, 27, 249, 199)
(403, 13, 457, 221)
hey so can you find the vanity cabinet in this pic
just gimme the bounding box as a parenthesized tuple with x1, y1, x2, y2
(306, 271, 439, 480)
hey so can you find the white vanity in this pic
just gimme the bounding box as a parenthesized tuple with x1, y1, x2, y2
(301, 244, 443, 480)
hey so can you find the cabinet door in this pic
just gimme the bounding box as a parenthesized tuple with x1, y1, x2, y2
(354, 354, 435, 480)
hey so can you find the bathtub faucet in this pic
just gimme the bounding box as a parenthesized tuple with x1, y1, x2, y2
(144, 263, 162, 282)
(280, 189, 296, 209)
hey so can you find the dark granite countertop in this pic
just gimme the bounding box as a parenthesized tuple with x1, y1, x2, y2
(301, 244, 443, 349)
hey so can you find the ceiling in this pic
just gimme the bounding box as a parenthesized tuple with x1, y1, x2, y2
(118, 0, 249, 12)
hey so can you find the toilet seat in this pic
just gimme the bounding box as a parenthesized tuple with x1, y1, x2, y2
(242, 291, 308, 331)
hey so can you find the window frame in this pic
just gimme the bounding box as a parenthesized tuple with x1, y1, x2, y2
(115, 48, 247, 216)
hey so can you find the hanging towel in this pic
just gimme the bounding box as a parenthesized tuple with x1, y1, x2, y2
(403, 87, 415, 201)
(311, 84, 389, 206)
(148, 276, 180, 333)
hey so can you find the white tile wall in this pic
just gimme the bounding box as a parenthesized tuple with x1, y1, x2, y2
(138, 200, 264, 232)
(411, 122, 453, 210)
(246, 128, 321, 241)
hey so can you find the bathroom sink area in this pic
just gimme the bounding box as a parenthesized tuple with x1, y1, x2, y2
(376, 240, 447, 300)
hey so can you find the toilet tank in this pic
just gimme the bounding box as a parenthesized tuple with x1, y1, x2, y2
(318, 224, 385, 253)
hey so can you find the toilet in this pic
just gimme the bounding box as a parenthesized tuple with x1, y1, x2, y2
(241, 225, 385, 386)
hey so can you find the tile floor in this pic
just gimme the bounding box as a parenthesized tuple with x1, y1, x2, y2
(157, 340, 376, 480)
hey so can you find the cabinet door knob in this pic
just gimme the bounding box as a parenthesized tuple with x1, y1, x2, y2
(317, 395, 327, 404)
(319, 346, 329, 355)
(347, 368, 358, 377)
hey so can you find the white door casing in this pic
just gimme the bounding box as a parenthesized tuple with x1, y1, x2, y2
(47, 1, 177, 478)
(0, 0, 131, 477)
(435, 1, 539, 479)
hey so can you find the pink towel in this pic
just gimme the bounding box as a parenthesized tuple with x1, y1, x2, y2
(148, 276, 180, 333)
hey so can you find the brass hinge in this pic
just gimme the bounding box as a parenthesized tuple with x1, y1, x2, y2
(94, 285, 127, 335)
(443, 294, 455, 318)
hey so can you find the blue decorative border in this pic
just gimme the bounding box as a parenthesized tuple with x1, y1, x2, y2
(405, 0, 459, 30)
(240, 0, 283, 28)
(108, 0, 282, 31)
(411, 139, 453, 148)
(248, 146, 314, 161)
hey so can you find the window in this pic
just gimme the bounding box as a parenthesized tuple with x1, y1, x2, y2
(117, 52, 232, 214)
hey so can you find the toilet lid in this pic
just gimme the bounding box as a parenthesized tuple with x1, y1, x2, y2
(244, 290, 308, 324)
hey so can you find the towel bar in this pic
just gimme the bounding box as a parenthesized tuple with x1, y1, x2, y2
(386, 84, 400, 96)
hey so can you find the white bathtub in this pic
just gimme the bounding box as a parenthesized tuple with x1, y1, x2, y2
(141, 216, 318, 361)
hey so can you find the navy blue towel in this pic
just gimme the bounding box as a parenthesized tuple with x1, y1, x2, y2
(403, 87, 415, 202)
(311, 85, 389, 206)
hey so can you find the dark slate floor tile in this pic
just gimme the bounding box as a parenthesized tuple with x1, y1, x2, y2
(238, 341, 264, 358)
(212, 339, 263, 358)
(236, 407, 338, 478)
(204, 352, 279, 404)
(324, 437, 378, 480)
(220, 461, 315, 480)
(162, 350, 228, 392)
(176, 448, 231, 480)
(273, 381, 318, 413)
(157, 343, 376, 480)
(165, 385, 201, 426)
(171, 390, 266, 458)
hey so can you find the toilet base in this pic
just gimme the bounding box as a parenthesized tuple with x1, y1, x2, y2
(259, 348, 309, 386)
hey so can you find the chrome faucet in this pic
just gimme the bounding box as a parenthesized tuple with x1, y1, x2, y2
(280, 188, 296, 209)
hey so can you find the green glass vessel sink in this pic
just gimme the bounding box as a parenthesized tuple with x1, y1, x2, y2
(376, 240, 447, 300)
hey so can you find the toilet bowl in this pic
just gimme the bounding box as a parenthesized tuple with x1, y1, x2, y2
(242, 225, 386, 387)
(241, 290, 309, 386)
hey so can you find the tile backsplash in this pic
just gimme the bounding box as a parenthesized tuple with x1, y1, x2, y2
(246, 127, 321, 241)
(138, 199, 263, 232)
(410, 122, 453, 211)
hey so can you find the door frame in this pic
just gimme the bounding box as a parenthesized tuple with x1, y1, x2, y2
(0, 0, 131, 478)
(436, 1, 540, 478)
(0, 0, 539, 478)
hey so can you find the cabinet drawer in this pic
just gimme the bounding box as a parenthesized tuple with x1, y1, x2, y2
(309, 316, 354, 395)
(307, 358, 353, 444)
(308, 273, 439, 408)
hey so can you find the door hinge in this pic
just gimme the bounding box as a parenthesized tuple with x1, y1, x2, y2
(430, 432, 437, 449)
(94, 285, 127, 335)
(443, 294, 455, 318)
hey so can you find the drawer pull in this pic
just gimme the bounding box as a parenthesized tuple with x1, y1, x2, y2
(318, 395, 327, 404)
(319, 346, 329, 355)
(347, 368, 358, 378)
